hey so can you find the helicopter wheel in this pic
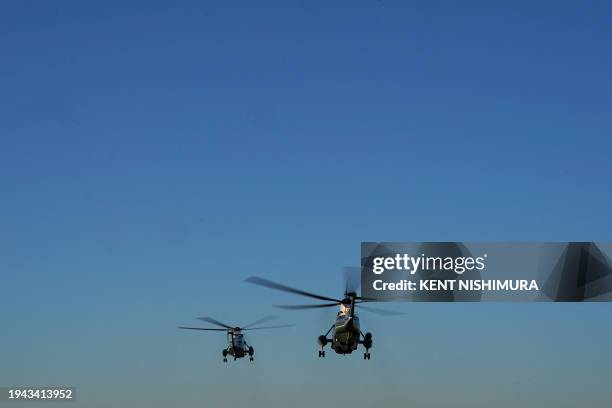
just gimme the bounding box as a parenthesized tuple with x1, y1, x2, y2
(250, 357, 254, 362)
(223, 358, 227, 362)
(364, 352, 371, 360)
(318, 350, 326, 358)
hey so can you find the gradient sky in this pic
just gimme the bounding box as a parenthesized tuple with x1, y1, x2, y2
(1, 1, 612, 407)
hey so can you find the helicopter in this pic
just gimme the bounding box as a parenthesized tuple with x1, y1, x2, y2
(245, 268, 402, 360)
(178, 315, 292, 362)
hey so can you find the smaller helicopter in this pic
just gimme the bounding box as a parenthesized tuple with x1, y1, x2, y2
(178, 315, 292, 362)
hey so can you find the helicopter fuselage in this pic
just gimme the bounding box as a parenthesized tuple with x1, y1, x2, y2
(318, 302, 372, 359)
(223, 332, 254, 361)
(330, 312, 361, 354)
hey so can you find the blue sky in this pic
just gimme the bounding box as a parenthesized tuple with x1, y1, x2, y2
(1, 1, 612, 407)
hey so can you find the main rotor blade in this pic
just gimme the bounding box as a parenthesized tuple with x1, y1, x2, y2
(177, 326, 228, 331)
(343, 266, 361, 295)
(357, 296, 397, 302)
(274, 303, 340, 310)
(355, 304, 406, 316)
(197, 316, 233, 329)
(245, 276, 341, 303)
(243, 324, 295, 331)
(242, 315, 279, 329)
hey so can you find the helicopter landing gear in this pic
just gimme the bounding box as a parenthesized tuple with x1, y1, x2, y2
(361, 332, 372, 360)
(318, 334, 329, 358)
(248, 346, 254, 361)
(222, 349, 228, 362)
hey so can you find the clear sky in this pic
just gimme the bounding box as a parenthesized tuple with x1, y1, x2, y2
(1, 1, 611, 407)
